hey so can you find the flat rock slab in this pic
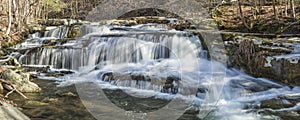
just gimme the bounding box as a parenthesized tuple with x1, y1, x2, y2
(0, 101, 30, 120)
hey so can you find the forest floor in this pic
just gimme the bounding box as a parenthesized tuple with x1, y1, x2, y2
(213, 5, 300, 34)
(0, 11, 28, 55)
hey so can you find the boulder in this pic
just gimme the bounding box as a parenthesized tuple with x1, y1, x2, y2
(0, 69, 41, 92)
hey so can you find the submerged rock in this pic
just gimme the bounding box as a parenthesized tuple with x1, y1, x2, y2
(55, 90, 77, 97)
(41, 97, 59, 103)
(0, 69, 41, 92)
(24, 101, 50, 108)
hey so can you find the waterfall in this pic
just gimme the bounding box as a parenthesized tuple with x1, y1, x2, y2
(16, 24, 206, 94)
(12, 23, 298, 120)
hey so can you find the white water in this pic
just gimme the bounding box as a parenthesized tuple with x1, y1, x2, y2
(11, 23, 300, 120)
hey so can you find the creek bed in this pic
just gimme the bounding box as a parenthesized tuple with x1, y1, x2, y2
(8, 79, 199, 120)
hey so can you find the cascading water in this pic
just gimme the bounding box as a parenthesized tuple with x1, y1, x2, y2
(11, 23, 300, 120)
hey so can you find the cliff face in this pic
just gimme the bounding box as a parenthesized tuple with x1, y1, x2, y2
(225, 36, 300, 85)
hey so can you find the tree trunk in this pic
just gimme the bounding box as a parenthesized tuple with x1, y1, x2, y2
(290, 0, 296, 18)
(238, 0, 251, 31)
(252, 0, 258, 19)
(6, 0, 12, 36)
(272, 0, 278, 19)
(12, 0, 21, 31)
(258, 0, 263, 15)
(285, 0, 288, 17)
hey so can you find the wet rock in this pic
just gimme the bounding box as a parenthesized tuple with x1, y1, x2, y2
(39, 19, 83, 26)
(28, 25, 45, 34)
(130, 74, 147, 81)
(68, 25, 81, 38)
(99, 72, 183, 94)
(98, 72, 114, 82)
(196, 88, 207, 99)
(111, 20, 138, 26)
(41, 97, 59, 103)
(22, 65, 50, 73)
(7, 57, 20, 66)
(0, 57, 20, 66)
(0, 101, 30, 120)
(259, 110, 299, 120)
(0, 69, 41, 92)
(55, 91, 77, 97)
(229, 79, 282, 93)
(61, 92, 77, 97)
(40, 19, 65, 26)
(161, 76, 180, 94)
(259, 99, 294, 109)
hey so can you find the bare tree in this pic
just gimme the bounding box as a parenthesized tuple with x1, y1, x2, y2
(238, 0, 251, 30)
(290, 0, 296, 18)
(272, 0, 278, 19)
(6, 0, 12, 36)
(285, 0, 289, 17)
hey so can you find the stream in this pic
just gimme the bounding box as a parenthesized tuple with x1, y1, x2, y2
(6, 21, 300, 120)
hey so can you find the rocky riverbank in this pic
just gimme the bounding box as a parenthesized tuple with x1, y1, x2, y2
(225, 35, 300, 85)
(213, 5, 300, 34)
(0, 66, 41, 119)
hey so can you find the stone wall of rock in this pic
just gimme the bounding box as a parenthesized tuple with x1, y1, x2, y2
(225, 36, 300, 85)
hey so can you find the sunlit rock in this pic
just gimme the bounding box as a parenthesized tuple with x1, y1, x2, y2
(0, 69, 41, 92)
(0, 101, 30, 120)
